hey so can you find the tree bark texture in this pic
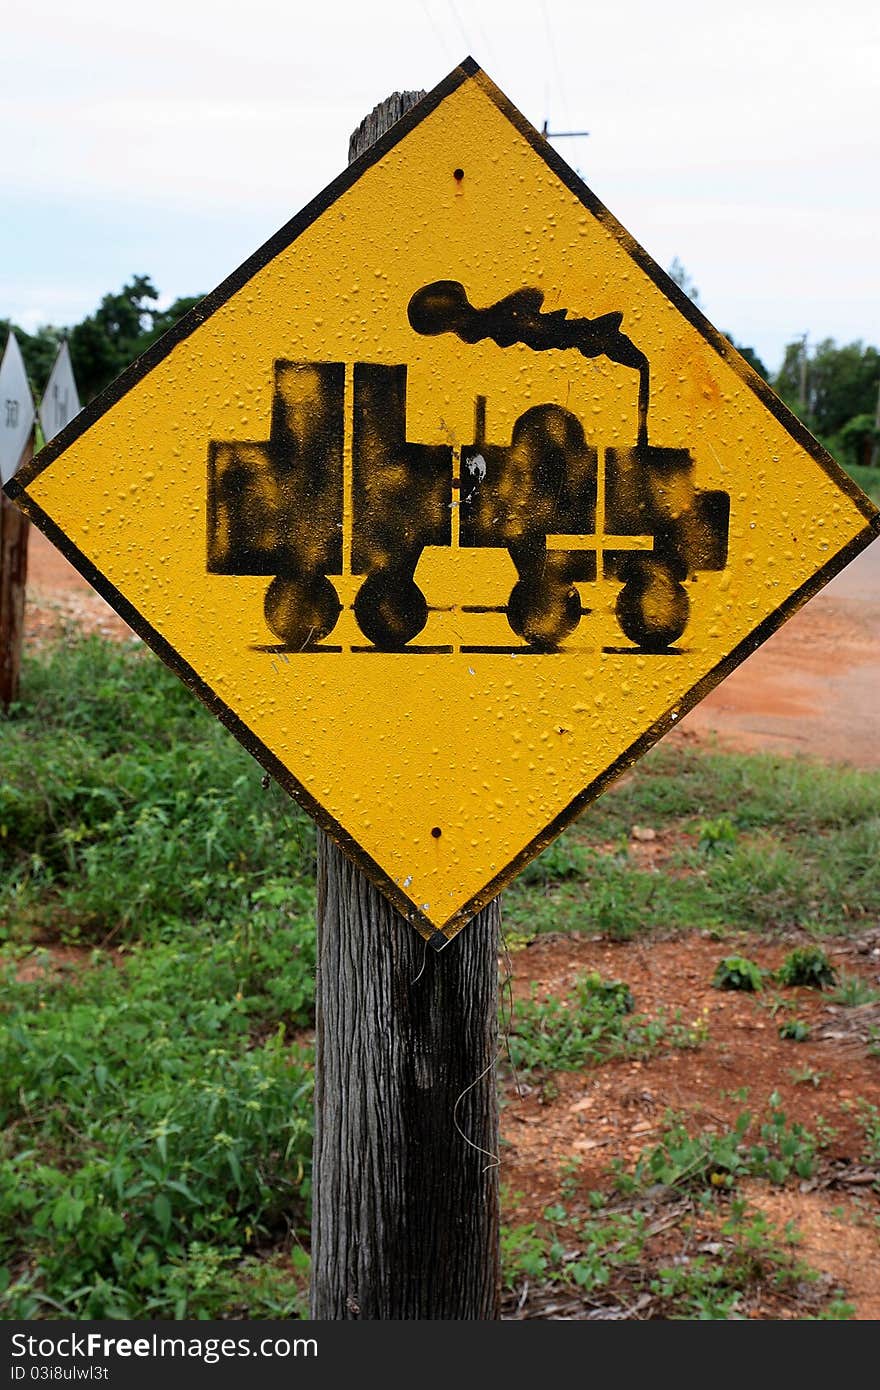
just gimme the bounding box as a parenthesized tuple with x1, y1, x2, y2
(309, 90, 502, 1321)
(347, 90, 427, 164)
(0, 439, 31, 711)
(311, 835, 500, 1319)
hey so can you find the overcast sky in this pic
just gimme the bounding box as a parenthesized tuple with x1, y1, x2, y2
(2, 0, 877, 376)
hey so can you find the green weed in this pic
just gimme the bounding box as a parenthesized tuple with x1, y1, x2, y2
(502, 1138, 851, 1319)
(712, 956, 766, 992)
(697, 816, 739, 855)
(4, 632, 878, 1320)
(778, 1018, 811, 1042)
(519, 838, 585, 886)
(0, 636, 316, 946)
(788, 1065, 824, 1087)
(506, 971, 701, 1075)
(612, 1097, 825, 1194)
(829, 973, 880, 1007)
(853, 1101, 880, 1168)
(0, 925, 315, 1318)
(776, 946, 838, 990)
(581, 743, 880, 843)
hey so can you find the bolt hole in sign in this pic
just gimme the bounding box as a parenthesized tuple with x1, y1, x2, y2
(5, 61, 878, 946)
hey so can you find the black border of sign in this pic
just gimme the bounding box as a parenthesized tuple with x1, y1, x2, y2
(6, 58, 880, 948)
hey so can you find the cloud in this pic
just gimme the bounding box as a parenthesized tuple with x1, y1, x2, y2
(2, 0, 877, 375)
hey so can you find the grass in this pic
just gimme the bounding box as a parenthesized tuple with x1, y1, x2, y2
(505, 742, 880, 939)
(1, 636, 318, 1317)
(1, 633, 879, 1318)
(829, 973, 880, 1008)
(505, 970, 703, 1077)
(0, 634, 317, 946)
(501, 1099, 853, 1319)
(841, 460, 880, 507)
(0, 926, 315, 1318)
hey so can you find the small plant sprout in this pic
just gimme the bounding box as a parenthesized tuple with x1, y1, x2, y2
(697, 815, 738, 855)
(712, 955, 766, 992)
(778, 1017, 811, 1042)
(789, 1065, 824, 1088)
(776, 946, 838, 990)
(558, 1156, 584, 1200)
(829, 973, 880, 1007)
(683, 1005, 711, 1047)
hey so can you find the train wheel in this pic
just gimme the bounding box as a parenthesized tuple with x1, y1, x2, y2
(264, 574, 341, 648)
(616, 559, 689, 651)
(507, 576, 581, 650)
(354, 570, 428, 650)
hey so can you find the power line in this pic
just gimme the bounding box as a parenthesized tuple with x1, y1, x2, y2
(444, 0, 474, 56)
(539, 0, 573, 131)
(465, 6, 499, 68)
(418, 0, 457, 65)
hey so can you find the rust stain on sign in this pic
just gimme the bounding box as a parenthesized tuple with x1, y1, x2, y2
(6, 60, 879, 945)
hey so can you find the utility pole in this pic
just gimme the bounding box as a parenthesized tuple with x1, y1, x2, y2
(309, 90, 502, 1322)
(541, 119, 590, 140)
(798, 333, 809, 415)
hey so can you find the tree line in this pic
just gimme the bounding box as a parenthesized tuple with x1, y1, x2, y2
(4, 273, 878, 468)
(669, 257, 879, 469)
(1, 276, 201, 408)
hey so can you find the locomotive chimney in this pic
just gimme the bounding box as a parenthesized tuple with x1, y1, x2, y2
(473, 393, 486, 446)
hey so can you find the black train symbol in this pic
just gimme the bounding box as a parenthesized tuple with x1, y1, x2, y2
(207, 354, 729, 650)
(458, 397, 729, 651)
(207, 360, 450, 651)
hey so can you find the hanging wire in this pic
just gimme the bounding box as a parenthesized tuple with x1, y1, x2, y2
(445, 0, 475, 55)
(450, 913, 520, 1172)
(418, 0, 458, 66)
(410, 937, 429, 984)
(539, 0, 574, 132)
(451, 1054, 501, 1173)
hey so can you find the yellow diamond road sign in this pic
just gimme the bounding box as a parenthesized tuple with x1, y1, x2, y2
(7, 61, 879, 946)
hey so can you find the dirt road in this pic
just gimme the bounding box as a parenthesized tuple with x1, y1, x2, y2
(675, 538, 880, 768)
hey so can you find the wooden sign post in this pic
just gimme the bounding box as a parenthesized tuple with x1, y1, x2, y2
(0, 330, 37, 712)
(0, 442, 31, 711)
(309, 94, 501, 1321)
(312, 832, 500, 1318)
